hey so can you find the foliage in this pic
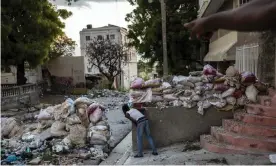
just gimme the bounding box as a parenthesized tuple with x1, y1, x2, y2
(1, 0, 72, 84)
(125, 0, 200, 75)
(85, 38, 129, 89)
(49, 34, 77, 60)
(138, 60, 153, 80)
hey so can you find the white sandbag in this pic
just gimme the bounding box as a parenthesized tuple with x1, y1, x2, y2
(179, 96, 193, 102)
(132, 88, 152, 103)
(152, 95, 163, 102)
(180, 81, 195, 88)
(245, 85, 259, 102)
(182, 101, 197, 109)
(225, 66, 239, 77)
(195, 82, 204, 87)
(96, 120, 110, 129)
(226, 96, 237, 105)
(129, 90, 145, 98)
(210, 99, 227, 108)
(192, 95, 202, 101)
(89, 107, 104, 124)
(1, 118, 21, 138)
(187, 76, 202, 83)
(90, 133, 108, 145)
(172, 100, 182, 107)
(92, 125, 108, 131)
(67, 124, 87, 147)
(183, 90, 196, 97)
(53, 103, 70, 121)
(35, 109, 52, 120)
(222, 88, 236, 98)
(50, 121, 68, 137)
(197, 100, 212, 109)
(74, 97, 94, 106)
(195, 86, 204, 95)
(161, 82, 172, 90)
(66, 114, 81, 125)
(163, 94, 178, 101)
(163, 89, 175, 94)
(237, 95, 249, 106)
(90, 147, 107, 160)
(203, 83, 214, 91)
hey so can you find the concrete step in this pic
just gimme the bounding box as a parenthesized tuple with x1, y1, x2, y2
(200, 135, 272, 155)
(223, 119, 276, 138)
(258, 95, 272, 106)
(234, 112, 276, 127)
(246, 104, 276, 118)
(211, 126, 276, 152)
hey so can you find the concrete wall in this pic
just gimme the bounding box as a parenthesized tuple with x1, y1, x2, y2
(47, 56, 85, 85)
(132, 107, 233, 150)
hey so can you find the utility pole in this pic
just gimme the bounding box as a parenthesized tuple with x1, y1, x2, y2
(149, 0, 168, 76)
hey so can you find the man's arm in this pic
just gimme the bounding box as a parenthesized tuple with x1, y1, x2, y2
(185, 0, 276, 37)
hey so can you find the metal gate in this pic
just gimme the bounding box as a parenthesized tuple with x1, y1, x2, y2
(235, 43, 259, 76)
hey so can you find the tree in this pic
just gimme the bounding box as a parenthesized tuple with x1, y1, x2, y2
(138, 60, 153, 80)
(1, 0, 72, 85)
(49, 34, 77, 60)
(85, 39, 128, 89)
(125, 0, 200, 75)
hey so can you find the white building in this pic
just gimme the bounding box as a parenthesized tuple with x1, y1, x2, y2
(79, 24, 138, 89)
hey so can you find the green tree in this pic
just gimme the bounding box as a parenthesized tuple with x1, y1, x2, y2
(138, 60, 153, 80)
(1, 0, 72, 85)
(125, 0, 200, 76)
(85, 39, 129, 89)
(49, 34, 77, 60)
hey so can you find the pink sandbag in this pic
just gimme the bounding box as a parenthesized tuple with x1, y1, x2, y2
(214, 83, 230, 92)
(89, 107, 103, 124)
(203, 64, 217, 76)
(87, 103, 105, 117)
(130, 78, 144, 89)
(241, 71, 256, 84)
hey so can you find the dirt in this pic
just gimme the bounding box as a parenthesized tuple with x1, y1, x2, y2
(182, 141, 201, 152)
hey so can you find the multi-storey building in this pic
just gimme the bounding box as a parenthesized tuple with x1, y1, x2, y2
(80, 24, 138, 89)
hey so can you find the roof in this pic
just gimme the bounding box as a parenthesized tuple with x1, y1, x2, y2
(80, 24, 127, 32)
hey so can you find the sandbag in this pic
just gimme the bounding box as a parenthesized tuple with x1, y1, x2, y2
(96, 120, 110, 130)
(89, 107, 103, 124)
(237, 95, 248, 106)
(53, 104, 70, 121)
(187, 76, 202, 83)
(77, 106, 90, 128)
(254, 82, 268, 92)
(195, 82, 204, 87)
(232, 89, 244, 99)
(66, 114, 81, 125)
(143, 78, 162, 88)
(163, 94, 178, 101)
(172, 100, 182, 107)
(67, 124, 87, 147)
(210, 99, 227, 108)
(74, 97, 94, 106)
(203, 83, 214, 91)
(152, 95, 163, 102)
(65, 98, 75, 115)
(1, 118, 21, 138)
(241, 71, 256, 84)
(189, 71, 203, 76)
(130, 77, 144, 89)
(195, 86, 204, 95)
(152, 87, 163, 92)
(37, 120, 54, 132)
(203, 64, 217, 76)
(90, 133, 108, 145)
(222, 88, 236, 98)
(182, 101, 197, 109)
(87, 103, 105, 117)
(132, 88, 152, 103)
(50, 121, 68, 137)
(225, 66, 239, 77)
(226, 96, 237, 105)
(214, 84, 229, 92)
(35, 109, 52, 120)
(245, 85, 259, 102)
(163, 89, 176, 94)
(214, 77, 226, 83)
(161, 82, 172, 90)
(192, 95, 202, 101)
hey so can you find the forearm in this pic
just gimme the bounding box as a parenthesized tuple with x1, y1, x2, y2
(206, 0, 276, 31)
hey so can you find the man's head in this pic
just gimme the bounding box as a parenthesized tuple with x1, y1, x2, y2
(122, 104, 130, 115)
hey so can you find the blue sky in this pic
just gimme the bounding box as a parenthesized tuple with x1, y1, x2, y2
(51, 0, 135, 56)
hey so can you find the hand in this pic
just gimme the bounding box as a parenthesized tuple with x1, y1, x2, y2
(184, 17, 214, 39)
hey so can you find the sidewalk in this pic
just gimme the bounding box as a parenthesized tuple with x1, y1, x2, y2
(102, 131, 271, 165)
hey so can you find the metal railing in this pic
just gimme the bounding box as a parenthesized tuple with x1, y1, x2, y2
(1, 84, 37, 98)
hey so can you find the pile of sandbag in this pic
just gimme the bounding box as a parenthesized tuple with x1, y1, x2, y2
(31, 96, 111, 159)
(129, 65, 270, 116)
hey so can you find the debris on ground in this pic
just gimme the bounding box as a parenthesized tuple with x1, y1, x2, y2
(182, 141, 201, 152)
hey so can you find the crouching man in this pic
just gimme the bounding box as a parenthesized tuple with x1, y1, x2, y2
(122, 103, 158, 158)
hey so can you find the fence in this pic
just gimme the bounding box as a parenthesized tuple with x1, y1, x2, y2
(1, 84, 39, 111)
(235, 44, 259, 76)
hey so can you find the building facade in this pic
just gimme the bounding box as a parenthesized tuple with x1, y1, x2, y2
(198, 0, 276, 86)
(79, 24, 138, 89)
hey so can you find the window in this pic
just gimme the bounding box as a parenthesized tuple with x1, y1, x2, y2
(239, 0, 251, 5)
(106, 35, 109, 40)
(85, 36, 90, 41)
(110, 34, 115, 40)
(97, 35, 103, 40)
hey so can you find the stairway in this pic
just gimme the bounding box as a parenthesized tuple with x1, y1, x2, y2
(200, 88, 276, 155)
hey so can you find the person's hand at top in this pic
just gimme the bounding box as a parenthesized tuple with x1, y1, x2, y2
(184, 17, 215, 40)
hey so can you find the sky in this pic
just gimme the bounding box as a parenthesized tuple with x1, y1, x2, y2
(51, 0, 135, 56)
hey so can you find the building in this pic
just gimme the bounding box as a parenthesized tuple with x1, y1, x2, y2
(79, 24, 138, 89)
(198, 0, 276, 86)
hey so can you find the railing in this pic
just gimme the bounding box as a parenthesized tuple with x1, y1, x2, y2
(198, 0, 210, 18)
(1, 84, 37, 98)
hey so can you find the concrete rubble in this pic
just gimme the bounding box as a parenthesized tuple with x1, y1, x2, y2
(1, 89, 131, 165)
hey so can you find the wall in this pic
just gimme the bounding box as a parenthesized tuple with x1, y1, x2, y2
(47, 56, 85, 85)
(132, 107, 233, 150)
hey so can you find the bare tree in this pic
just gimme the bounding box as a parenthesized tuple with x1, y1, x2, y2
(85, 38, 129, 89)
